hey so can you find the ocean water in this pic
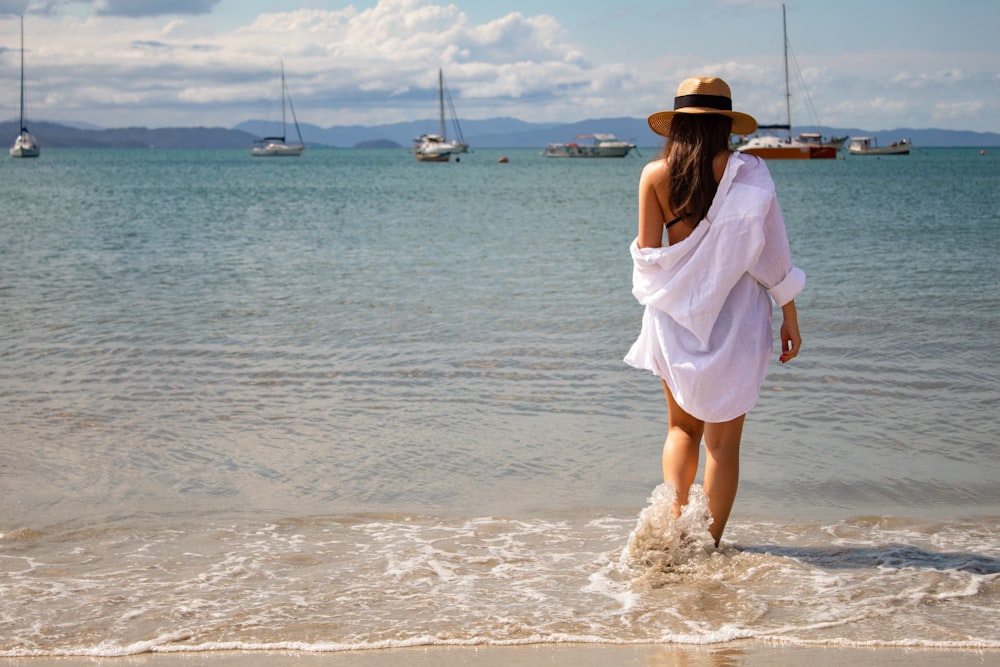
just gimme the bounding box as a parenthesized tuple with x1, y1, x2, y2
(1, 146, 998, 657)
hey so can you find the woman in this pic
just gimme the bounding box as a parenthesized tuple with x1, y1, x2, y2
(624, 76, 804, 546)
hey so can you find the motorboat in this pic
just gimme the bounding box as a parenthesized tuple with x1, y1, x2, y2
(544, 133, 636, 158)
(848, 137, 911, 156)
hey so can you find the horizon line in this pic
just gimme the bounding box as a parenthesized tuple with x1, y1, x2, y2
(6, 117, 1000, 136)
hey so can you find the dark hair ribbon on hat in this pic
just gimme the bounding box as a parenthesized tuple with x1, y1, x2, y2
(673, 94, 733, 111)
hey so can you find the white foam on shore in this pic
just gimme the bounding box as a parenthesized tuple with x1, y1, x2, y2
(2, 509, 999, 657)
(618, 483, 715, 577)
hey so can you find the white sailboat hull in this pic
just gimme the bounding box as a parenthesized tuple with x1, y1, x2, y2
(251, 142, 305, 157)
(413, 133, 464, 161)
(10, 133, 40, 158)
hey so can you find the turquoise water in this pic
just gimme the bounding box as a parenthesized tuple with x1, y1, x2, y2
(1, 147, 998, 656)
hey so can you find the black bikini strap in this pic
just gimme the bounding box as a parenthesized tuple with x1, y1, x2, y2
(664, 215, 683, 229)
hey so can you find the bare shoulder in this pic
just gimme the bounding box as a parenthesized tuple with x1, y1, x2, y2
(642, 158, 667, 175)
(640, 158, 668, 185)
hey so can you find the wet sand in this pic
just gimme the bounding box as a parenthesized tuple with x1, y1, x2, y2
(2, 643, 995, 666)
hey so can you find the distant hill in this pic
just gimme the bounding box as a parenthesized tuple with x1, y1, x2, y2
(240, 117, 1000, 150)
(5, 118, 999, 149)
(352, 139, 403, 149)
(236, 116, 565, 149)
(815, 127, 1000, 149)
(0, 120, 256, 148)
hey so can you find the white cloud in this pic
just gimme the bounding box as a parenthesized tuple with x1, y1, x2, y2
(6, 0, 634, 127)
(891, 68, 968, 89)
(933, 99, 986, 124)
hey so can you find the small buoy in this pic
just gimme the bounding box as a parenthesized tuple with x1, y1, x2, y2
(980, 150, 986, 156)
(497, 156, 509, 163)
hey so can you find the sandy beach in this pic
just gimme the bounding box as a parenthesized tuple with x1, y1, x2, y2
(2, 644, 997, 667)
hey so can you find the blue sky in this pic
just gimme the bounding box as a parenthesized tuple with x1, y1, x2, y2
(2, 0, 998, 132)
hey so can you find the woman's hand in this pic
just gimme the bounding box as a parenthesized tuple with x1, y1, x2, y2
(779, 300, 801, 364)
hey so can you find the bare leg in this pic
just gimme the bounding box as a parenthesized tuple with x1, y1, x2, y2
(662, 381, 704, 518)
(662, 380, 746, 546)
(703, 416, 745, 546)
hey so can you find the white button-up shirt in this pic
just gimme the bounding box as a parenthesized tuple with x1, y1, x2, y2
(624, 151, 805, 422)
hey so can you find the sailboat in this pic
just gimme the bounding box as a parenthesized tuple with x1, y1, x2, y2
(738, 5, 843, 160)
(251, 61, 304, 157)
(412, 69, 468, 162)
(10, 15, 40, 159)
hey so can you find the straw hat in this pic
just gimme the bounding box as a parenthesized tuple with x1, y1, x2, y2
(648, 76, 757, 137)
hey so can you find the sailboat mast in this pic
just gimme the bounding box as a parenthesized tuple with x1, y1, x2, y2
(19, 15, 25, 134)
(781, 4, 791, 140)
(280, 60, 288, 142)
(438, 68, 446, 140)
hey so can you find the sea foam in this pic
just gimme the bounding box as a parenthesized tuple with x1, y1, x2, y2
(618, 483, 715, 580)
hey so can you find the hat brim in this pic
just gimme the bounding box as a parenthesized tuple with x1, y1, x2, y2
(648, 108, 758, 137)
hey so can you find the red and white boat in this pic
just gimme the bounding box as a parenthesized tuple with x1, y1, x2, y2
(737, 5, 840, 160)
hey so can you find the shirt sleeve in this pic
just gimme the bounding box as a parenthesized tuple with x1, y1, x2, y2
(747, 193, 806, 306)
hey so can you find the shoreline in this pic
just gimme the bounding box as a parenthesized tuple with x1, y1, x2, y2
(3, 643, 997, 666)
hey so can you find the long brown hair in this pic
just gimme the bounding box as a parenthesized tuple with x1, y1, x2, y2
(662, 114, 733, 226)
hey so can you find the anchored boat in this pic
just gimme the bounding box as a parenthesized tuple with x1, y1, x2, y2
(413, 69, 468, 162)
(252, 61, 305, 157)
(737, 5, 841, 160)
(848, 137, 911, 156)
(10, 15, 40, 159)
(544, 133, 637, 158)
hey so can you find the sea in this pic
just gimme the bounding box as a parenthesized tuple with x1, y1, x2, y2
(1, 145, 998, 658)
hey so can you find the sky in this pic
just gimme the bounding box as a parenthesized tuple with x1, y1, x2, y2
(1, 0, 999, 132)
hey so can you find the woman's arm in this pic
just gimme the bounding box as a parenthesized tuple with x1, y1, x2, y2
(637, 161, 666, 249)
(779, 300, 801, 363)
